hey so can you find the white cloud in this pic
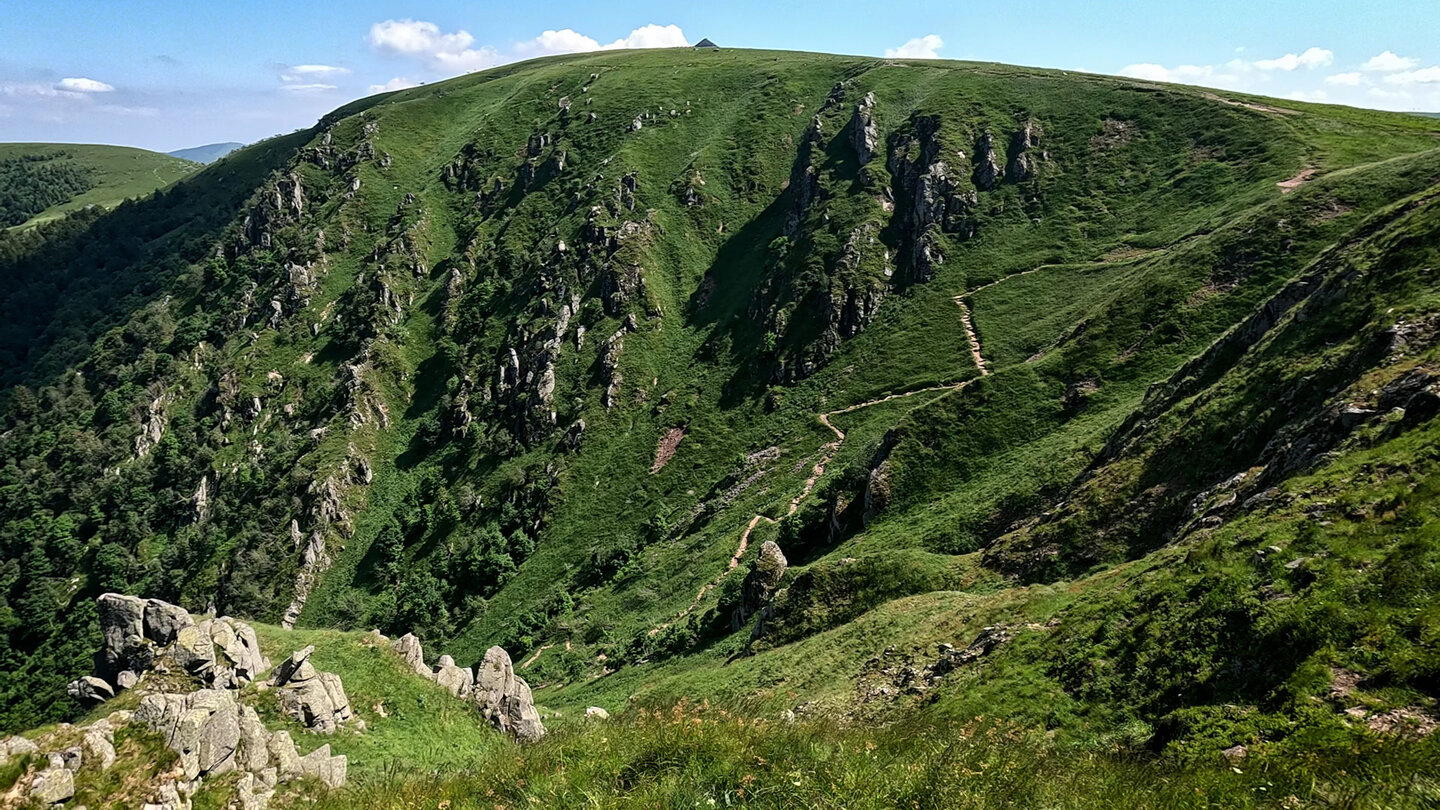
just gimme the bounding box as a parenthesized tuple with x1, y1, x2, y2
(282, 64, 350, 83)
(1363, 50, 1419, 72)
(1324, 72, 1365, 86)
(1383, 66, 1440, 85)
(95, 104, 159, 116)
(57, 77, 115, 93)
(1285, 89, 1327, 102)
(368, 77, 420, 93)
(885, 34, 943, 60)
(518, 24, 688, 57)
(602, 23, 688, 49)
(1119, 63, 1218, 83)
(279, 83, 337, 94)
(368, 19, 499, 74)
(1251, 47, 1333, 71)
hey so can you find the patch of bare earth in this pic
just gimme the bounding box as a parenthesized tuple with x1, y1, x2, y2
(650, 426, 686, 473)
(1278, 167, 1318, 194)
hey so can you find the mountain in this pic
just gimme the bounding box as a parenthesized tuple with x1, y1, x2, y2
(0, 143, 198, 229)
(3, 48, 1440, 804)
(167, 141, 245, 164)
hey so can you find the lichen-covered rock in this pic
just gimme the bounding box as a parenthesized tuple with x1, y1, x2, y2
(28, 765, 74, 804)
(84, 722, 117, 770)
(473, 646, 545, 742)
(298, 742, 347, 788)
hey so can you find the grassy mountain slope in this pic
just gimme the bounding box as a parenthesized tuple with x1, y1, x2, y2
(0, 142, 198, 228)
(3, 48, 1440, 796)
(167, 142, 245, 164)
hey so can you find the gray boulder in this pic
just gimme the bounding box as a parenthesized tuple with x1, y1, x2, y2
(271, 646, 353, 733)
(298, 743, 347, 788)
(144, 598, 194, 645)
(473, 646, 544, 742)
(433, 655, 474, 697)
(97, 592, 147, 675)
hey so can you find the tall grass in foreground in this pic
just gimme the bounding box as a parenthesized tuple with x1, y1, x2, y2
(313, 702, 1440, 809)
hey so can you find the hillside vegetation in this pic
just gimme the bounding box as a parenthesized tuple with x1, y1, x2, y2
(0, 143, 197, 229)
(2, 48, 1440, 804)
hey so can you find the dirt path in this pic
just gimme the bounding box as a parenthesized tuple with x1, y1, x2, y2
(953, 297, 990, 376)
(520, 643, 555, 670)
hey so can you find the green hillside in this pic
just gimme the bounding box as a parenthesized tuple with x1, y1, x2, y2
(0, 142, 197, 229)
(3, 47, 1440, 805)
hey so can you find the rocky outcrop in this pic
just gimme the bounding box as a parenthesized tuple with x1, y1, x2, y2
(269, 646, 356, 734)
(848, 92, 879, 168)
(733, 541, 788, 631)
(971, 131, 1004, 191)
(472, 646, 545, 742)
(887, 115, 980, 285)
(784, 115, 826, 238)
(73, 594, 270, 703)
(1006, 120, 1044, 182)
(136, 688, 347, 800)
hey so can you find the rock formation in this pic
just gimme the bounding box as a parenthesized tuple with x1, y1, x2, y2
(733, 541, 788, 631)
(269, 645, 356, 733)
(77, 593, 269, 699)
(472, 646, 545, 742)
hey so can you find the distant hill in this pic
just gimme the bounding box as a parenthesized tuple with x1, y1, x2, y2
(0, 142, 197, 228)
(167, 141, 245, 163)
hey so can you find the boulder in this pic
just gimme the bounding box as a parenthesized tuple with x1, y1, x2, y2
(298, 743, 347, 788)
(585, 706, 610, 720)
(169, 621, 217, 675)
(97, 592, 147, 676)
(434, 655, 474, 697)
(135, 689, 241, 780)
(143, 598, 194, 645)
(67, 675, 115, 704)
(237, 705, 270, 771)
(272, 647, 352, 733)
(473, 646, 545, 742)
(267, 730, 302, 777)
(1, 734, 40, 762)
(85, 723, 118, 770)
(28, 765, 74, 804)
(733, 541, 787, 629)
(392, 633, 430, 678)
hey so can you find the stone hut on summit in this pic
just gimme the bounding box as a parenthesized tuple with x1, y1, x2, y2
(694, 38, 719, 49)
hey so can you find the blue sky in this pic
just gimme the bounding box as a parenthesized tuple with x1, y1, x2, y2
(2, 0, 1438, 152)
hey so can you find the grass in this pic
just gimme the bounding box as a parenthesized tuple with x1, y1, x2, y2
(0, 142, 198, 228)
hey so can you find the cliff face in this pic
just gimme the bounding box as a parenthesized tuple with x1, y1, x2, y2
(2, 48, 1440, 759)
